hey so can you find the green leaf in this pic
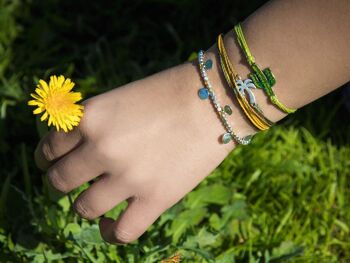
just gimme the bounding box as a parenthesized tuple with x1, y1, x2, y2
(271, 241, 304, 260)
(183, 227, 217, 249)
(275, 206, 293, 235)
(58, 196, 71, 212)
(74, 224, 103, 245)
(195, 227, 217, 248)
(167, 207, 207, 243)
(209, 213, 221, 231)
(63, 223, 81, 237)
(184, 184, 231, 209)
(221, 200, 249, 221)
(216, 249, 236, 263)
(104, 200, 128, 219)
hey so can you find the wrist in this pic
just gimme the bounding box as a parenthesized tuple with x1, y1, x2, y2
(203, 44, 259, 140)
(174, 49, 257, 153)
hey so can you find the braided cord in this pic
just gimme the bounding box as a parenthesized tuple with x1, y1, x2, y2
(217, 34, 274, 130)
(234, 23, 296, 114)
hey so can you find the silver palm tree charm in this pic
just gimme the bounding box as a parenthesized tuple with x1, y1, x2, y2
(236, 78, 257, 107)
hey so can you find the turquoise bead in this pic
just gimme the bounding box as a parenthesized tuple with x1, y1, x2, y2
(205, 59, 213, 70)
(222, 133, 232, 144)
(198, 88, 209, 100)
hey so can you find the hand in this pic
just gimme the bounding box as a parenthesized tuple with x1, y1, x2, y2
(34, 50, 253, 244)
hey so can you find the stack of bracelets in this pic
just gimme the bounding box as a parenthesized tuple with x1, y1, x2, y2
(197, 23, 297, 145)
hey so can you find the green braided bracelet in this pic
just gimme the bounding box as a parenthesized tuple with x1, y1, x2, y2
(234, 23, 296, 114)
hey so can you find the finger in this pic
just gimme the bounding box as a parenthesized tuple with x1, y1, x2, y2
(99, 196, 167, 244)
(35, 127, 83, 170)
(47, 143, 103, 193)
(73, 174, 130, 220)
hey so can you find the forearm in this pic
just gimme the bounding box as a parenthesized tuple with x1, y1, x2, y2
(230, 0, 349, 117)
(188, 0, 350, 144)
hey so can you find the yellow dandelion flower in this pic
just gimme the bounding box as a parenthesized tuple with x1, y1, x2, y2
(28, 75, 84, 132)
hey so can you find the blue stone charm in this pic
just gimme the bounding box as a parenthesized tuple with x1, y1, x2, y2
(204, 59, 213, 70)
(222, 133, 232, 144)
(198, 87, 209, 100)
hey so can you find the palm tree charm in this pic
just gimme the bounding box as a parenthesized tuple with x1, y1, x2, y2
(236, 78, 257, 107)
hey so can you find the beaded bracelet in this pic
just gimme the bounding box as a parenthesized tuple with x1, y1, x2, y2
(234, 23, 296, 114)
(197, 50, 252, 145)
(217, 34, 274, 131)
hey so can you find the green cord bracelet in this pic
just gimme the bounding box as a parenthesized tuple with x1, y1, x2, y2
(234, 23, 296, 114)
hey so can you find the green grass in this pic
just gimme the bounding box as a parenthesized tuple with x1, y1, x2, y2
(0, 0, 349, 262)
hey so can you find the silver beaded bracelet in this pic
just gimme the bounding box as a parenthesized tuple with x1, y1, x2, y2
(197, 50, 252, 145)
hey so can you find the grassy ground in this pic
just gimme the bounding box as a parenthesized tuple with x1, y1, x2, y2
(0, 0, 349, 262)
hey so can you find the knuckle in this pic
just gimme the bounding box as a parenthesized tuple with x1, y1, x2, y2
(79, 98, 98, 136)
(113, 227, 135, 244)
(81, 97, 96, 110)
(95, 139, 112, 159)
(47, 168, 68, 193)
(95, 138, 122, 163)
(41, 140, 57, 162)
(73, 198, 96, 220)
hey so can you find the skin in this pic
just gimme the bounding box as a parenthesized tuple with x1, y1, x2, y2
(35, 0, 350, 244)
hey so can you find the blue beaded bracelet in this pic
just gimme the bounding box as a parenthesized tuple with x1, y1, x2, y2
(197, 50, 252, 145)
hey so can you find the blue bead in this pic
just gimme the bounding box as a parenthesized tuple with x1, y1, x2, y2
(205, 59, 213, 70)
(222, 133, 232, 144)
(198, 88, 209, 100)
